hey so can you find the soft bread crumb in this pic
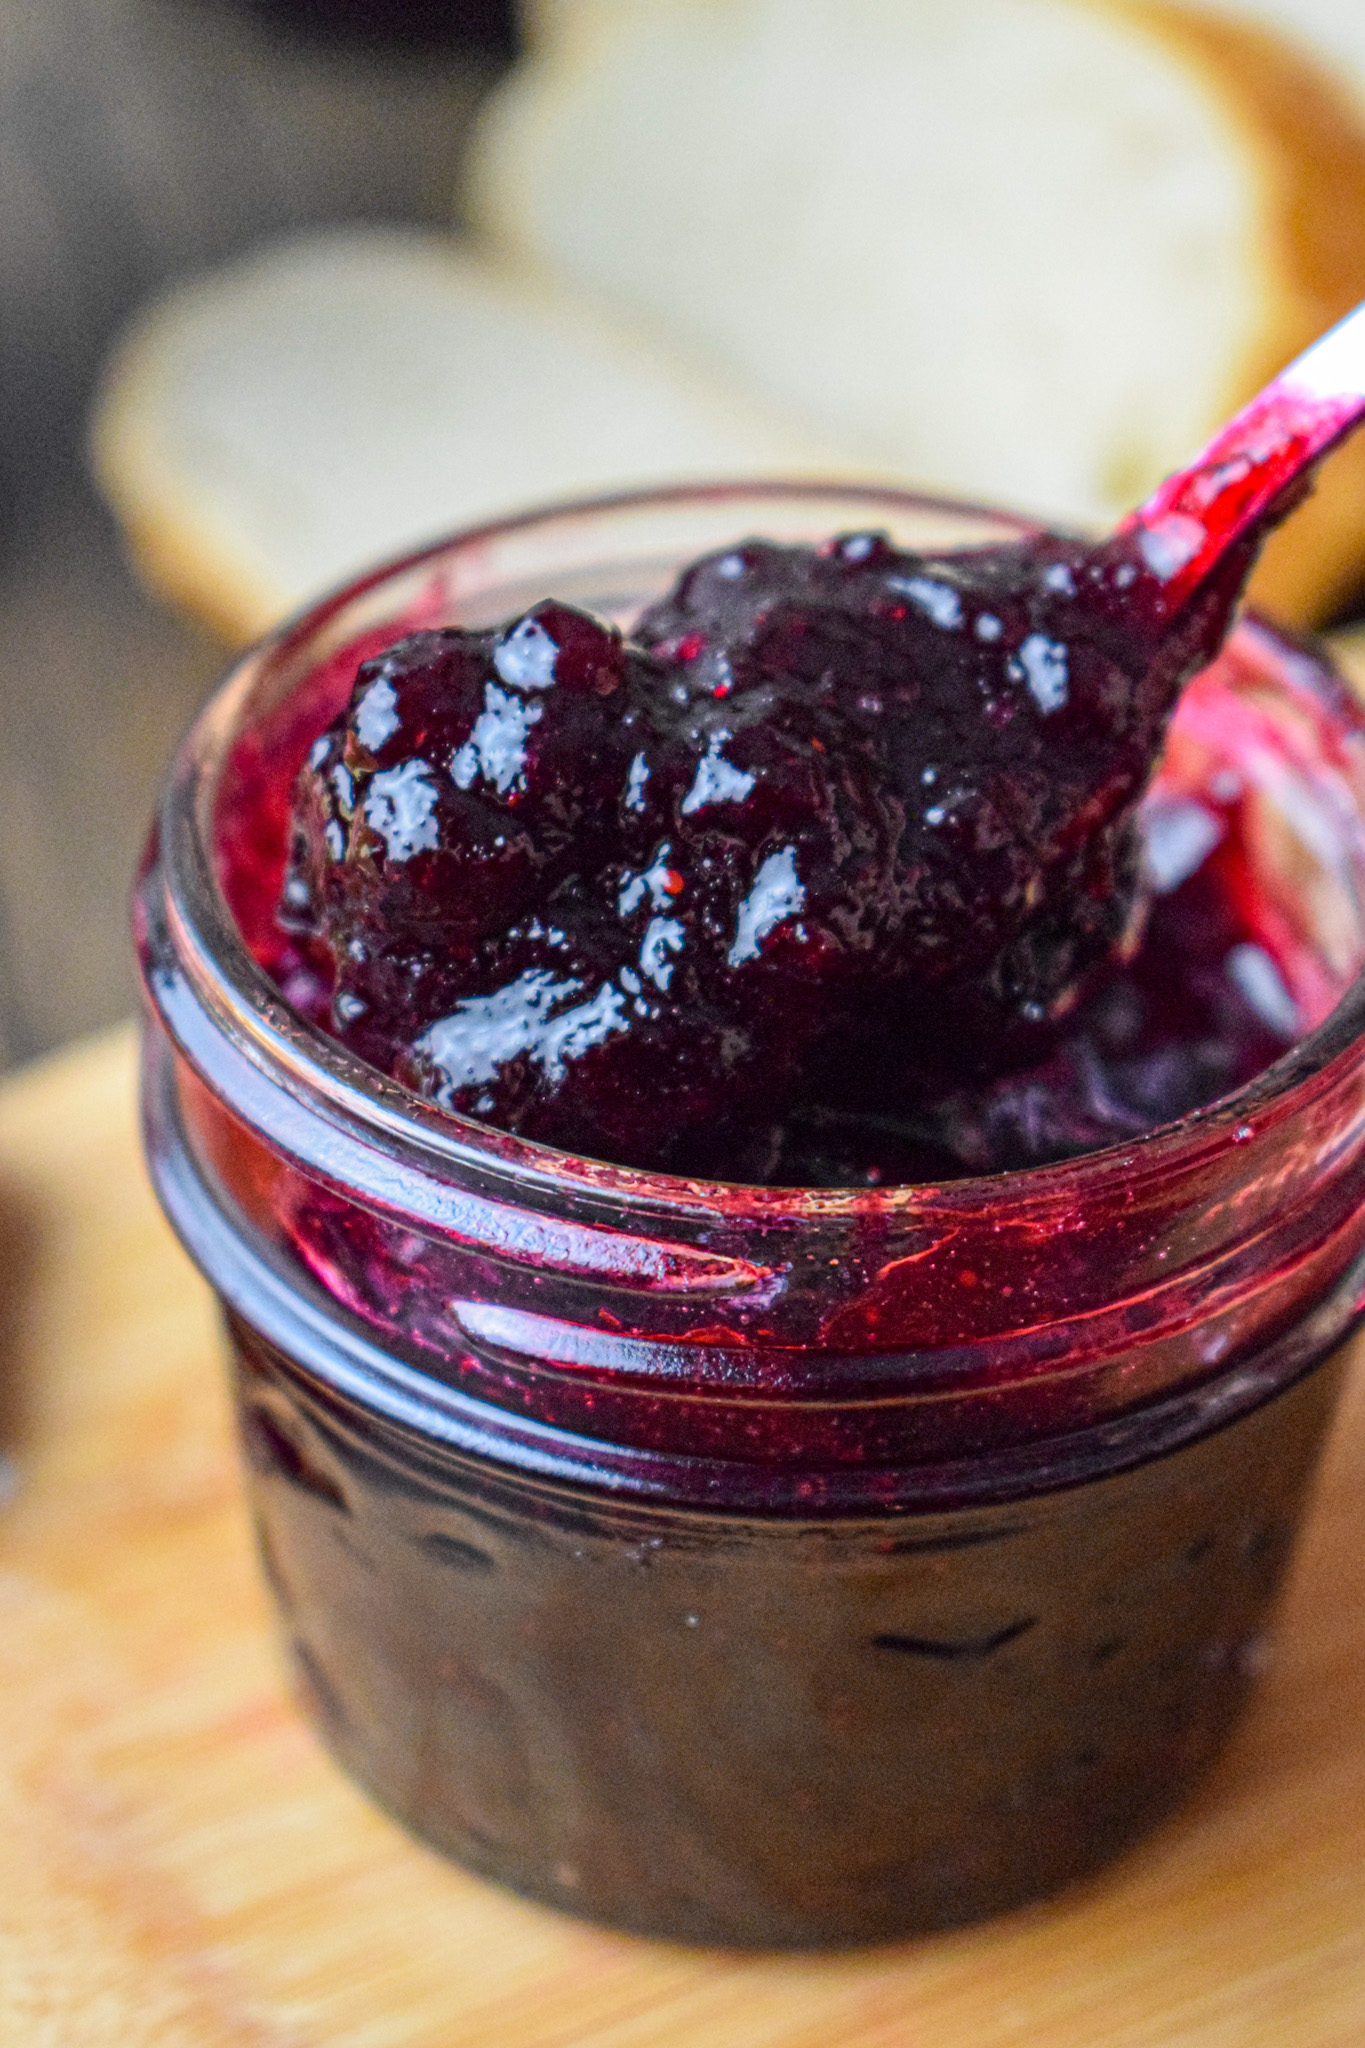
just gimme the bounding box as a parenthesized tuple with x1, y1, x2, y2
(91, 228, 848, 642)
(471, 0, 1365, 623)
(93, 4, 1365, 639)
(472, 0, 1258, 529)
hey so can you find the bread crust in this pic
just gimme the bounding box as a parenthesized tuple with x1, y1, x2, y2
(91, 326, 286, 642)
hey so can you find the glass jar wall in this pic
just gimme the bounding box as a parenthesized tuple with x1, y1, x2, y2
(138, 484, 1365, 1944)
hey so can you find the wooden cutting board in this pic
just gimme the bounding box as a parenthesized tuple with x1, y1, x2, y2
(3, 1023, 1365, 2047)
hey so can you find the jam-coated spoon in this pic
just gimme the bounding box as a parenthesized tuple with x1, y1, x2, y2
(1117, 294, 1365, 616)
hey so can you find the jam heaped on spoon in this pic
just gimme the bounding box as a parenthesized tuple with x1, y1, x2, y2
(272, 526, 1258, 1175)
(274, 307, 1365, 1179)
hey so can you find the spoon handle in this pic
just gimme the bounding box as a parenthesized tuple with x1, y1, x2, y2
(1121, 298, 1365, 609)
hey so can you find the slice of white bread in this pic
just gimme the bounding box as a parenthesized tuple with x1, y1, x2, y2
(470, 0, 1365, 625)
(91, 228, 848, 642)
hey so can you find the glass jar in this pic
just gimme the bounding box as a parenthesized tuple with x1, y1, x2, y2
(137, 483, 1365, 1947)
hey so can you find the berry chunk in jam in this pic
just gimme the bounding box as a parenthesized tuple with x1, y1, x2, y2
(278, 524, 1266, 1176)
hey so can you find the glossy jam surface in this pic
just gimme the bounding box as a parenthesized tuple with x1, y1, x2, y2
(240, 527, 1321, 1180)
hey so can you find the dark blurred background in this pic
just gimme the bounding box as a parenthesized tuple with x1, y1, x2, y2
(0, 0, 517, 1071)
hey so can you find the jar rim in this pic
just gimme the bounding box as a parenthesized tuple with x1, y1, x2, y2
(149, 476, 1365, 1232)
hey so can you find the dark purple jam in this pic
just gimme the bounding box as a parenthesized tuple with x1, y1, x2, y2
(245, 526, 1308, 1181)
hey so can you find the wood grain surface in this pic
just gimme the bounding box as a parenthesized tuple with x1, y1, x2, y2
(2, 1025, 1365, 2046)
